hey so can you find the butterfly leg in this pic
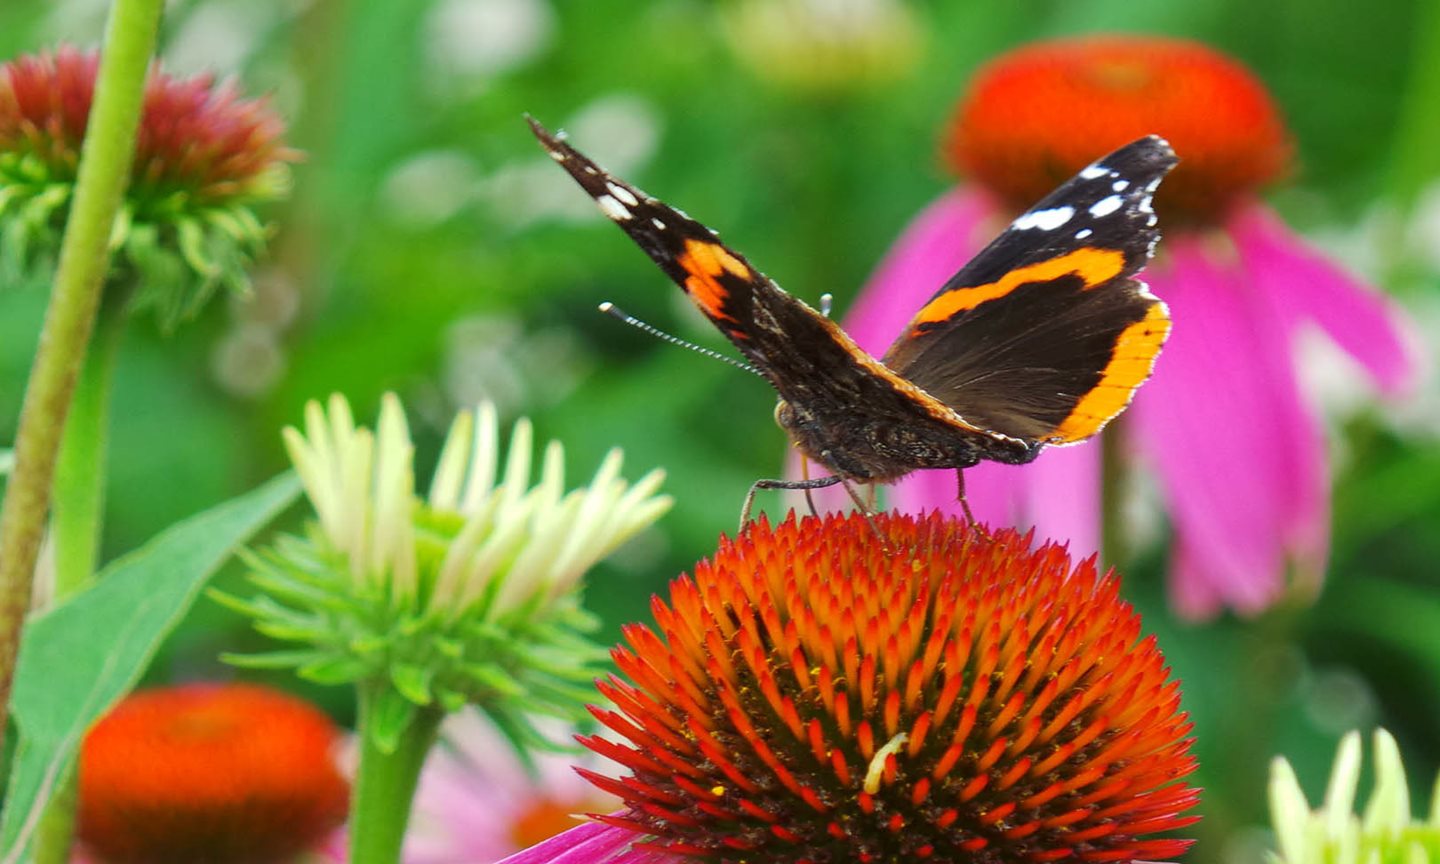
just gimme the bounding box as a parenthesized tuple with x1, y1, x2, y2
(741, 475, 843, 528)
(955, 469, 978, 525)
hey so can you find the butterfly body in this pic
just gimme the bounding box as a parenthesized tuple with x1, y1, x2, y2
(530, 117, 1176, 497)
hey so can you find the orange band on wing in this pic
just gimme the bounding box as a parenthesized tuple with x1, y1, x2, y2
(908, 247, 1127, 331)
(677, 238, 750, 323)
(1050, 303, 1171, 443)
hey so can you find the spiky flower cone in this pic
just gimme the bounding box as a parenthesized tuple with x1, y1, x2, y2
(581, 513, 1199, 863)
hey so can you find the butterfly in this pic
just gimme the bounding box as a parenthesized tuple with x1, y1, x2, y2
(529, 117, 1176, 521)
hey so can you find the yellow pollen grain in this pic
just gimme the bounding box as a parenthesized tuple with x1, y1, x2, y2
(864, 732, 909, 794)
(711, 785, 726, 797)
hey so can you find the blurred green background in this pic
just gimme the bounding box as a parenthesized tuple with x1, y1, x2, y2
(2, 1, 1439, 861)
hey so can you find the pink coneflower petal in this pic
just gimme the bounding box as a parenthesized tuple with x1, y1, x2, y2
(1229, 203, 1423, 396)
(840, 187, 995, 350)
(1130, 236, 1327, 617)
(889, 444, 1101, 556)
(495, 820, 672, 864)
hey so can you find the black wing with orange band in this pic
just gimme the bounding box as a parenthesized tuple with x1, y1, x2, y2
(882, 136, 1178, 445)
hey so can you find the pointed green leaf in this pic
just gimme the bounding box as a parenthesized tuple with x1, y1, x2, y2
(0, 473, 300, 863)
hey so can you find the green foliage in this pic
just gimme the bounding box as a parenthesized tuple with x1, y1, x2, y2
(0, 473, 300, 862)
(220, 529, 607, 754)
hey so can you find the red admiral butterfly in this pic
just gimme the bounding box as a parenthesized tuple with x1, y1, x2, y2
(530, 118, 1176, 520)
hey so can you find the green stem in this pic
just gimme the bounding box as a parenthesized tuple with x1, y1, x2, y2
(348, 687, 443, 864)
(1099, 419, 1129, 570)
(32, 300, 127, 864)
(51, 302, 127, 597)
(1387, 0, 1440, 213)
(0, 0, 163, 745)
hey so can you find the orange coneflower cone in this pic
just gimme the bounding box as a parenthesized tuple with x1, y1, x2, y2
(78, 683, 349, 864)
(575, 512, 1200, 864)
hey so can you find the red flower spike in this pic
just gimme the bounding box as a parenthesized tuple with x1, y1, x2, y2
(0, 46, 293, 199)
(948, 34, 1290, 226)
(582, 512, 1199, 863)
(78, 683, 347, 864)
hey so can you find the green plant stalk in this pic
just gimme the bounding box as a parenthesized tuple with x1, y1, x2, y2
(1099, 418, 1129, 571)
(0, 0, 163, 746)
(51, 302, 127, 598)
(33, 300, 127, 864)
(1387, 0, 1440, 213)
(348, 685, 444, 864)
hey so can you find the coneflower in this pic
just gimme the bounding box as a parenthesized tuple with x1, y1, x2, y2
(505, 512, 1199, 864)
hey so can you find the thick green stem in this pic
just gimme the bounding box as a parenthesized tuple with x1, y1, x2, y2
(0, 0, 163, 745)
(1099, 419, 1129, 571)
(1387, 0, 1440, 212)
(348, 687, 443, 864)
(33, 300, 127, 864)
(51, 303, 126, 597)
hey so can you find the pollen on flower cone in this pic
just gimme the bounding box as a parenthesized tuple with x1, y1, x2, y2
(78, 683, 349, 864)
(580, 512, 1199, 863)
(948, 35, 1291, 226)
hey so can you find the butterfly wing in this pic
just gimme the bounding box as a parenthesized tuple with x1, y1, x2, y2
(529, 117, 1004, 452)
(882, 136, 1178, 444)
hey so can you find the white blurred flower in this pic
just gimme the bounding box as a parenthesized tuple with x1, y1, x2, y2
(1269, 728, 1440, 864)
(230, 393, 671, 744)
(284, 393, 671, 619)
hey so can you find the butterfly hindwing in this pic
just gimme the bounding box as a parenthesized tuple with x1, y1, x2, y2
(882, 136, 1177, 444)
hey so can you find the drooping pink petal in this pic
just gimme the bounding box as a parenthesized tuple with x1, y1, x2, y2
(1129, 236, 1328, 617)
(1229, 203, 1423, 397)
(887, 446, 1101, 559)
(841, 187, 998, 352)
(495, 820, 674, 864)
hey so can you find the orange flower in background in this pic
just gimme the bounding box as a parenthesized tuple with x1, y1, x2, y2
(78, 682, 348, 864)
(949, 36, 1291, 225)
(502, 513, 1199, 864)
(832, 35, 1420, 618)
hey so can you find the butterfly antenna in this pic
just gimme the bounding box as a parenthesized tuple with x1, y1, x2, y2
(599, 302, 763, 377)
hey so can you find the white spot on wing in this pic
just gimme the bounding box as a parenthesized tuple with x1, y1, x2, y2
(1075, 228, 1093, 240)
(596, 194, 631, 221)
(547, 150, 566, 162)
(607, 182, 639, 207)
(651, 217, 665, 230)
(1112, 179, 1130, 192)
(1089, 195, 1123, 218)
(1080, 164, 1108, 180)
(1012, 205, 1075, 231)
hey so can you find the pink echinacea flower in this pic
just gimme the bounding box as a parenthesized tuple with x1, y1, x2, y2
(824, 35, 1420, 618)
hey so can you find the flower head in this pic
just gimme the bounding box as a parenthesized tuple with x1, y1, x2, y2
(0, 45, 294, 327)
(1269, 728, 1440, 864)
(572, 513, 1198, 863)
(826, 35, 1420, 618)
(948, 35, 1290, 226)
(224, 394, 671, 751)
(77, 682, 348, 864)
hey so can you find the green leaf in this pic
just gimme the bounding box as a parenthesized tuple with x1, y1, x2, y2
(0, 472, 301, 863)
(367, 688, 418, 755)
